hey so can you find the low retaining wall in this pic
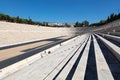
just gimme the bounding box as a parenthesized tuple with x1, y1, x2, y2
(110, 32, 120, 36)
(0, 36, 63, 49)
(0, 35, 79, 79)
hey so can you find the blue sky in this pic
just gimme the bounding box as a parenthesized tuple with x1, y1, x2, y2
(0, 0, 120, 23)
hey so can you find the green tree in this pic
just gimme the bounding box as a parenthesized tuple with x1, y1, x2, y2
(109, 13, 114, 21)
(28, 18, 32, 24)
(82, 20, 89, 27)
(0, 14, 6, 20)
(16, 16, 20, 23)
(64, 23, 71, 27)
(74, 22, 83, 27)
(107, 16, 110, 22)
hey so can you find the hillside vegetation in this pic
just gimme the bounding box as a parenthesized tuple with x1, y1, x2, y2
(0, 12, 120, 27)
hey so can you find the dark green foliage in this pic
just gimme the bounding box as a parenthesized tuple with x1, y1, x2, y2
(64, 23, 71, 27)
(90, 12, 120, 26)
(1, 12, 120, 27)
(0, 13, 46, 26)
(74, 20, 89, 27)
(0, 13, 71, 27)
(82, 20, 89, 27)
(74, 22, 83, 27)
